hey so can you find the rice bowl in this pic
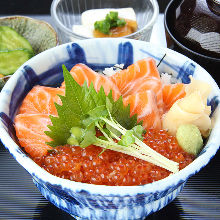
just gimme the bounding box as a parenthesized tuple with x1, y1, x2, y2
(0, 38, 220, 219)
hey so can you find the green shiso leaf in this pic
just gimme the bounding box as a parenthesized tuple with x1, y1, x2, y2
(45, 65, 138, 147)
(110, 95, 140, 129)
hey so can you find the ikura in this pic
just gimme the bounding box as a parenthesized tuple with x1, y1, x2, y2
(34, 129, 194, 186)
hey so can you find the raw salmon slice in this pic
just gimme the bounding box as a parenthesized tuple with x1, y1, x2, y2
(110, 58, 164, 114)
(110, 58, 161, 94)
(122, 76, 164, 114)
(61, 63, 121, 100)
(19, 86, 64, 115)
(14, 114, 53, 158)
(123, 90, 162, 130)
(163, 83, 186, 112)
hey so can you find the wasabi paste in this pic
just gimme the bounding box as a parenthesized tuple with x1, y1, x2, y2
(176, 124, 203, 155)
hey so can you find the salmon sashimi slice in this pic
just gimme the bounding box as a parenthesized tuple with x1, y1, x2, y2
(61, 63, 121, 100)
(121, 76, 164, 114)
(14, 114, 53, 158)
(19, 86, 64, 116)
(110, 58, 161, 95)
(123, 90, 162, 130)
(110, 58, 164, 114)
(162, 83, 186, 112)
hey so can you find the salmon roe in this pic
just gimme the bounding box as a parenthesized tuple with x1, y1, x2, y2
(34, 129, 194, 186)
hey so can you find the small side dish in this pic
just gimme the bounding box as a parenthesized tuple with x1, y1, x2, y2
(0, 16, 58, 90)
(72, 8, 138, 38)
(14, 58, 212, 186)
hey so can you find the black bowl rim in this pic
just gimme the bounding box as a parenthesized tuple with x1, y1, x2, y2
(164, 0, 220, 62)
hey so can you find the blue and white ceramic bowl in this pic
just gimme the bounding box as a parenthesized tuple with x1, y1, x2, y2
(0, 38, 220, 220)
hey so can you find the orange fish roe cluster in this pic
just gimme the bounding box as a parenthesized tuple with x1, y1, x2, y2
(34, 129, 194, 186)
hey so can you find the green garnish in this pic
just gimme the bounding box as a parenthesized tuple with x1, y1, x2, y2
(0, 49, 33, 75)
(94, 11, 126, 35)
(176, 124, 203, 155)
(0, 26, 34, 54)
(45, 65, 179, 173)
(118, 130, 135, 146)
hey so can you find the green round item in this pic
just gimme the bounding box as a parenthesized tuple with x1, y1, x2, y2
(67, 136, 79, 146)
(176, 124, 203, 155)
(0, 49, 33, 75)
(0, 16, 58, 54)
(0, 26, 34, 53)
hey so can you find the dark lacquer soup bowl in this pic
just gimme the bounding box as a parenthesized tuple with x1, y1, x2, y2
(164, 0, 220, 84)
(0, 38, 220, 220)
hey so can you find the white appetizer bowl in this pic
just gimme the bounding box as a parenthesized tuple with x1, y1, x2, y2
(51, 0, 159, 43)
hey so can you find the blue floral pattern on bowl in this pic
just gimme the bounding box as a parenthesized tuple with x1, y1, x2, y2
(0, 38, 220, 220)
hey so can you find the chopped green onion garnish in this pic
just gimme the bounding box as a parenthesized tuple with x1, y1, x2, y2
(94, 11, 126, 35)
